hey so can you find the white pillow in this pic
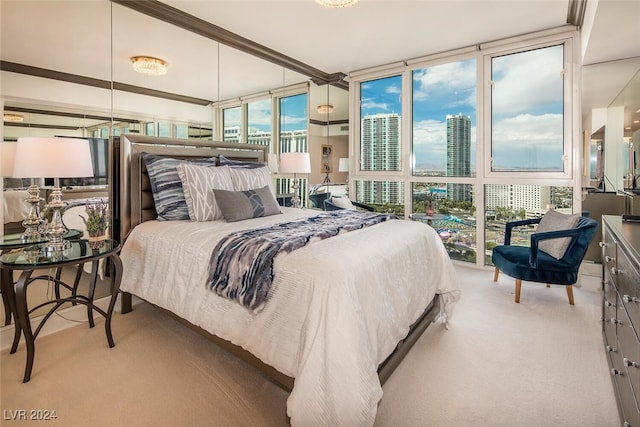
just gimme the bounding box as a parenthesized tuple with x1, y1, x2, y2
(331, 196, 355, 210)
(176, 164, 233, 221)
(536, 210, 580, 259)
(228, 165, 275, 194)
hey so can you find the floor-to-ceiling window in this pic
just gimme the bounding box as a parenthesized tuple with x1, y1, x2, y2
(277, 92, 309, 206)
(350, 29, 578, 266)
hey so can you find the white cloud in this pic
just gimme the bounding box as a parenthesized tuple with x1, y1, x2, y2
(361, 100, 390, 111)
(247, 100, 272, 126)
(492, 113, 562, 148)
(413, 60, 476, 106)
(492, 46, 563, 114)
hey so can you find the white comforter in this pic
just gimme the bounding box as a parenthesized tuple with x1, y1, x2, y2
(120, 208, 461, 426)
(3, 189, 30, 224)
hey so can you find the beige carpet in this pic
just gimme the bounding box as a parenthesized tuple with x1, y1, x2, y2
(1, 265, 619, 426)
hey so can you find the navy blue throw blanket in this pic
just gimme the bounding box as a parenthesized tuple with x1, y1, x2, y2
(207, 210, 397, 312)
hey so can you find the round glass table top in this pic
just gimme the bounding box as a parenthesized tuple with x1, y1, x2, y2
(0, 229, 82, 250)
(0, 238, 119, 269)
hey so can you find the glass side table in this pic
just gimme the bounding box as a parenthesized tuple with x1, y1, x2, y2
(0, 229, 82, 326)
(0, 238, 122, 383)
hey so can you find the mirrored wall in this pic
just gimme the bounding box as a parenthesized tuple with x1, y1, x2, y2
(1, 0, 348, 322)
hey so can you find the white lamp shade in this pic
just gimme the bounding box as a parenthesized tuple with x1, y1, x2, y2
(13, 137, 94, 178)
(338, 158, 349, 172)
(0, 141, 17, 177)
(279, 152, 311, 174)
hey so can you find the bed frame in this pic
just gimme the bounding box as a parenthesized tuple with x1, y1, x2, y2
(116, 135, 440, 391)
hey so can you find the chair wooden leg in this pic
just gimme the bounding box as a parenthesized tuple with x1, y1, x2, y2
(493, 267, 499, 282)
(566, 285, 574, 305)
(515, 279, 521, 303)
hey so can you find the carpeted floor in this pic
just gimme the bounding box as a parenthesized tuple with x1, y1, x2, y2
(0, 265, 619, 426)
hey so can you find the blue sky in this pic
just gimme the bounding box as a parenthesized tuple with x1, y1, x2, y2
(360, 44, 565, 173)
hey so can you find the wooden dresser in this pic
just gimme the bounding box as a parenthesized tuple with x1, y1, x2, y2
(602, 215, 640, 426)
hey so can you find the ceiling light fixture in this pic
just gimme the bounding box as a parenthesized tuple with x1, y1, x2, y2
(316, 0, 359, 8)
(131, 56, 168, 76)
(3, 113, 24, 122)
(317, 104, 334, 114)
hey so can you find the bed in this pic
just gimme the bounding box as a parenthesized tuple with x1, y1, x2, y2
(116, 135, 461, 426)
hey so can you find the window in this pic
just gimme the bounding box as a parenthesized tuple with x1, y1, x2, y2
(175, 124, 189, 139)
(484, 184, 573, 265)
(412, 182, 476, 262)
(490, 44, 564, 172)
(279, 93, 308, 153)
(158, 122, 171, 138)
(360, 75, 402, 172)
(412, 59, 476, 178)
(144, 122, 154, 136)
(356, 180, 405, 216)
(350, 30, 576, 267)
(223, 106, 241, 143)
(247, 98, 272, 146)
(277, 92, 309, 206)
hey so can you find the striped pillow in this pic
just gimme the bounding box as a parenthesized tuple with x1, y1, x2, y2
(228, 165, 274, 194)
(142, 153, 217, 221)
(176, 164, 233, 221)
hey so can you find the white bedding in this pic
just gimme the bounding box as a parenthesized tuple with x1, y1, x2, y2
(120, 207, 461, 426)
(3, 189, 30, 224)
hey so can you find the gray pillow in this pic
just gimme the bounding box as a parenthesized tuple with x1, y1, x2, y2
(213, 186, 281, 222)
(536, 210, 580, 259)
(142, 152, 217, 221)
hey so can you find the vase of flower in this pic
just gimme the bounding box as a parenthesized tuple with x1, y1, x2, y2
(80, 202, 109, 248)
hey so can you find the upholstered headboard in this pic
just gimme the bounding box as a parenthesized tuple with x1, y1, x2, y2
(119, 135, 268, 243)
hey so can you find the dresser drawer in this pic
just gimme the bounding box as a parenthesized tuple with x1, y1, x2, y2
(618, 248, 640, 334)
(614, 337, 640, 427)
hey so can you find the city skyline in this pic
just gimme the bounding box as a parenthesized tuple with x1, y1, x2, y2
(361, 45, 564, 173)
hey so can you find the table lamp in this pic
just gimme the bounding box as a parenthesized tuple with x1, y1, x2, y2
(279, 152, 311, 208)
(13, 137, 93, 251)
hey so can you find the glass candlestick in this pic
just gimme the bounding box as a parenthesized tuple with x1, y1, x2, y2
(43, 178, 69, 253)
(21, 183, 43, 242)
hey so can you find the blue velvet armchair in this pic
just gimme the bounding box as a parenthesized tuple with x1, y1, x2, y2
(491, 215, 597, 304)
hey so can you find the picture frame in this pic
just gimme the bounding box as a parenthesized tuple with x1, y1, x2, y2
(321, 144, 332, 173)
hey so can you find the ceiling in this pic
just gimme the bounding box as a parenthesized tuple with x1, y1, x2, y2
(1, 0, 639, 128)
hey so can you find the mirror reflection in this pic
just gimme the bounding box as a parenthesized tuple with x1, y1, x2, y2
(1, 0, 351, 327)
(616, 69, 640, 192)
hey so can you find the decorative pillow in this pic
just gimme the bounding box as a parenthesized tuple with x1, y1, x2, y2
(536, 210, 580, 259)
(176, 164, 233, 221)
(331, 196, 356, 210)
(228, 165, 274, 194)
(213, 186, 281, 222)
(142, 152, 217, 221)
(219, 154, 267, 169)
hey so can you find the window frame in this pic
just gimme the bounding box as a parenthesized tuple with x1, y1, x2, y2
(348, 28, 581, 268)
(483, 36, 575, 181)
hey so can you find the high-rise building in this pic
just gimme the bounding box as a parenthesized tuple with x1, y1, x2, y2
(485, 184, 551, 215)
(360, 113, 401, 171)
(358, 113, 403, 205)
(446, 113, 471, 201)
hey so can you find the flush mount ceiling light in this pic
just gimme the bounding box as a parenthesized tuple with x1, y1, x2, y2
(131, 56, 167, 76)
(3, 113, 24, 122)
(317, 104, 334, 114)
(316, 0, 359, 8)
